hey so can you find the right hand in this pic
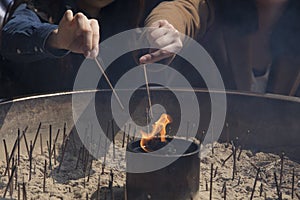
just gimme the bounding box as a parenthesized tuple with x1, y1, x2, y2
(47, 10, 100, 58)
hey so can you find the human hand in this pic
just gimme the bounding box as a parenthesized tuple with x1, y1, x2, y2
(139, 20, 183, 64)
(46, 10, 100, 58)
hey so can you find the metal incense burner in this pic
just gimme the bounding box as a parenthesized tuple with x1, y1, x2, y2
(126, 137, 200, 200)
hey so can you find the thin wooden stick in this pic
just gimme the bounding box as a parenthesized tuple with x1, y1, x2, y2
(143, 64, 153, 118)
(94, 57, 124, 109)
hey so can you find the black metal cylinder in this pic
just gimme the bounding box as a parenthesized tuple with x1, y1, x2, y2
(126, 137, 200, 200)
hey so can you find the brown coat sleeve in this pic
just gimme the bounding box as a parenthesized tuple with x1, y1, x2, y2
(144, 0, 203, 38)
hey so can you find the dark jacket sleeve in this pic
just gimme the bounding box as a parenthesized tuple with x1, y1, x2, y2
(1, 3, 69, 63)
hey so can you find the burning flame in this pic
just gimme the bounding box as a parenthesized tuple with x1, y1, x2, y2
(140, 113, 172, 152)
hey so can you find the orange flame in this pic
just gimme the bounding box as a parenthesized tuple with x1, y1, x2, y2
(140, 113, 172, 152)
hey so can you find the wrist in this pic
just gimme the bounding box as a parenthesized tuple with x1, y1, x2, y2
(46, 29, 63, 50)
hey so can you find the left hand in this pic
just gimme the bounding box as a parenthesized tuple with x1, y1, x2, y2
(139, 20, 183, 64)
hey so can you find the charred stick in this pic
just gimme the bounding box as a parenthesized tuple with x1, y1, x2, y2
(86, 192, 88, 200)
(237, 146, 242, 161)
(9, 157, 15, 197)
(3, 165, 16, 198)
(209, 163, 213, 200)
(3, 139, 11, 178)
(4, 136, 19, 176)
(237, 176, 241, 186)
(101, 136, 108, 174)
(205, 179, 208, 191)
(53, 144, 57, 165)
(127, 123, 131, 145)
(111, 120, 115, 159)
(225, 123, 229, 145)
(22, 180, 27, 200)
(292, 168, 295, 199)
(17, 183, 20, 200)
(43, 160, 47, 192)
(40, 132, 43, 155)
(96, 174, 101, 200)
(279, 152, 284, 187)
(29, 141, 33, 181)
(51, 129, 60, 156)
(109, 169, 114, 189)
(23, 130, 30, 157)
(87, 159, 93, 182)
(274, 171, 282, 200)
(17, 129, 20, 166)
(214, 166, 218, 178)
(250, 167, 260, 200)
(15, 165, 18, 190)
(222, 152, 233, 166)
(58, 137, 69, 172)
(75, 147, 83, 169)
(221, 181, 226, 194)
(259, 183, 263, 197)
(49, 125, 52, 169)
(223, 182, 227, 200)
(109, 169, 114, 200)
(122, 124, 126, 148)
(32, 122, 42, 151)
(231, 141, 237, 180)
(232, 147, 237, 180)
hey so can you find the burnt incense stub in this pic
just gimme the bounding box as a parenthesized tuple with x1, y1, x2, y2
(126, 137, 200, 200)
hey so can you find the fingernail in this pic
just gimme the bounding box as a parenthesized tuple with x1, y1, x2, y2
(90, 49, 98, 58)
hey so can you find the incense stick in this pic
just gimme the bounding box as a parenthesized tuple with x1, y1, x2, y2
(94, 57, 124, 109)
(143, 64, 153, 118)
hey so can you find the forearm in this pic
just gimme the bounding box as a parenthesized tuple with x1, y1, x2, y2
(145, 0, 201, 38)
(1, 3, 69, 63)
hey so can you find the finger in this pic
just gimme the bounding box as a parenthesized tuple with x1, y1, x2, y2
(74, 13, 93, 52)
(150, 20, 169, 28)
(89, 19, 100, 56)
(139, 49, 174, 64)
(147, 28, 169, 47)
(64, 10, 73, 22)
